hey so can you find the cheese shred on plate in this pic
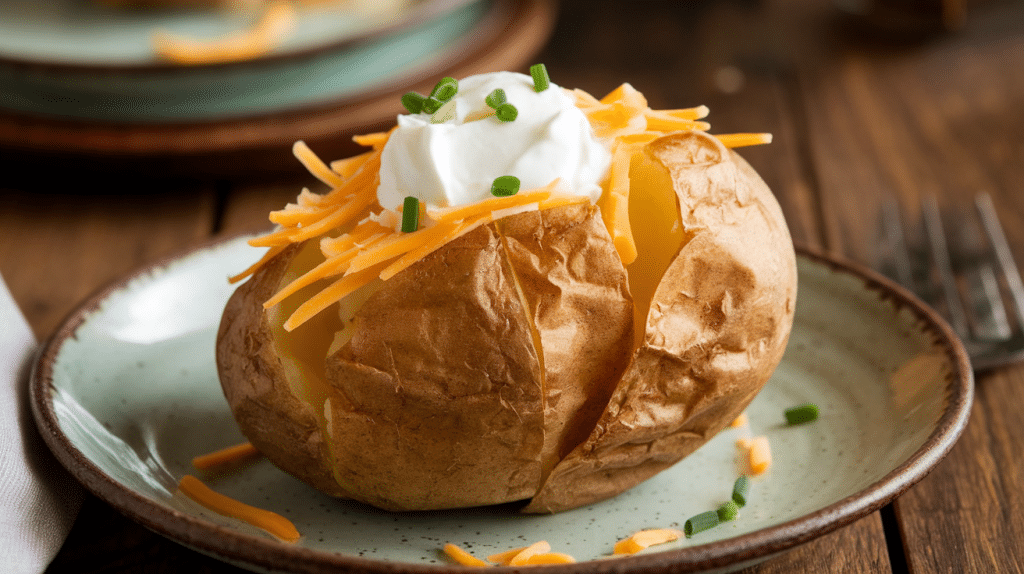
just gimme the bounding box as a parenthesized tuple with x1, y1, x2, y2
(613, 528, 683, 555)
(152, 0, 296, 65)
(178, 475, 300, 543)
(443, 541, 576, 567)
(191, 441, 261, 471)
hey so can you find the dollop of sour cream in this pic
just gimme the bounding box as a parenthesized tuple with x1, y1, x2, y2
(376, 71, 612, 211)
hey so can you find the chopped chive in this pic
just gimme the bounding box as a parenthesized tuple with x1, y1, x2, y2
(431, 99, 457, 124)
(401, 196, 419, 233)
(717, 500, 740, 522)
(421, 96, 442, 114)
(401, 92, 426, 114)
(530, 63, 550, 92)
(732, 475, 750, 507)
(485, 88, 507, 109)
(684, 510, 720, 538)
(491, 175, 520, 197)
(430, 76, 458, 101)
(495, 103, 518, 122)
(785, 403, 819, 425)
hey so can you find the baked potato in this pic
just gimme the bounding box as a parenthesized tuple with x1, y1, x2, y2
(216, 77, 797, 513)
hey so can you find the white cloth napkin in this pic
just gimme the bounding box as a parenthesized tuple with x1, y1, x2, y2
(0, 273, 83, 573)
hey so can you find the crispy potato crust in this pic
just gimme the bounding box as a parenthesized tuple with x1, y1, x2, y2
(524, 132, 796, 512)
(216, 245, 351, 498)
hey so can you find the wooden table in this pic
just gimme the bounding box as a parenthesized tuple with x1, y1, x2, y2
(2, 0, 1023, 571)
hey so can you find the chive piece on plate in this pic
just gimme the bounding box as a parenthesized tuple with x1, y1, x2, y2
(401, 92, 426, 114)
(717, 500, 740, 522)
(732, 475, 750, 507)
(495, 103, 518, 122)
(491, 175, 520, 197)
(401, 196, 419, 233)
(485, 88, 507, 109)
(530, 63, 550, 92)
(684, 510, 720, 538)
(784, 403, 819, 425)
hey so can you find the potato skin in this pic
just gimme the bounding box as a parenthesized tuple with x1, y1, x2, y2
(218, 203, 635, 511)
(217, 130, 796, 513)
(524, 132, 797, 512)
(216, 245, 351, 499)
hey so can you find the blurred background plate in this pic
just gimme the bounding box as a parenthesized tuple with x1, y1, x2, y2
(0, 0, 555, 175)
(0, 0, 477, 69)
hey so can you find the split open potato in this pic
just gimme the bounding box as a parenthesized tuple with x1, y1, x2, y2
(216, 130, 797, 513)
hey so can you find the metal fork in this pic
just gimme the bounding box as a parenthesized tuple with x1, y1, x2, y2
(876, 193, 1024, 371)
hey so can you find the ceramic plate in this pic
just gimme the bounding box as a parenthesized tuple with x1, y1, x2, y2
(0, 0, 476, 68)
(31, 238, 973, 573)
(0, 0, 495, 123)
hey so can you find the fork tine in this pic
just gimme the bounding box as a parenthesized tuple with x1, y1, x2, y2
(878, 197, 915, 289)
(964, 263, 1012, 340)
(922, 196, 970, 337)
(974, 192, 1024, 329)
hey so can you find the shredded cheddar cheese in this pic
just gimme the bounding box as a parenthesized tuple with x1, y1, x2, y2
(716, 133, 774, 148)
(443, 544, 491, 567)
(351, 131, 391, 150)
(486, 546, 529, 565)
(192, 442, 261, 471)
(507, 541, 552, 566)
(178, 475, 300, 542)
(234, 83, 772, 331)
(329, 152, 373, 179)
(426, 186, 557, 223)
(153, 0, 295, 65)
(229, 243, 287, 284)
(749, 435, 770, 472)
(748, 436, 772, 475)
(522, 552, 577, 564)
(613, 528, 683, 555)
(293, 140, 346, 188)
(730, 412, 749, 428)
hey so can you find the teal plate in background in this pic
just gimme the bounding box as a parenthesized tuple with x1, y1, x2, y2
(0, 0, 492, 122)
(0, 0, 475, 67)
(31, 237, 972, 573)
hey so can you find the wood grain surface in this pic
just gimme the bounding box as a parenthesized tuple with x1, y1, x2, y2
(1, 0, 1023, 571)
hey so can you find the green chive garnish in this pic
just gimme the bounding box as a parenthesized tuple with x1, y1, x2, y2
(401, 196, 419, 233)
(430, 76, 458, 101)
(495, 103, 518, 122)
(530, 63, 550, 92)
(401, 92, 426, 114)
(485, 88, 507, 109)
(717, 500, 740, 522)
(491, 175, 520, 197)
(684, 510, 720, 538)
(421, 96, 442, 114)
(732, 475, 750, 507)
(785, 403, 819, 425)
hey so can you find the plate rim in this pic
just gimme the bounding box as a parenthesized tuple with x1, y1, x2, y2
(29, 236, 974, 573)
(0, 0, 482, 73)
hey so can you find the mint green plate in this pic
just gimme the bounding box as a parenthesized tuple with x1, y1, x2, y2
(0, 0, 475, 67)
(0, 0, 490, 122)
(31, 237, 972, 573)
